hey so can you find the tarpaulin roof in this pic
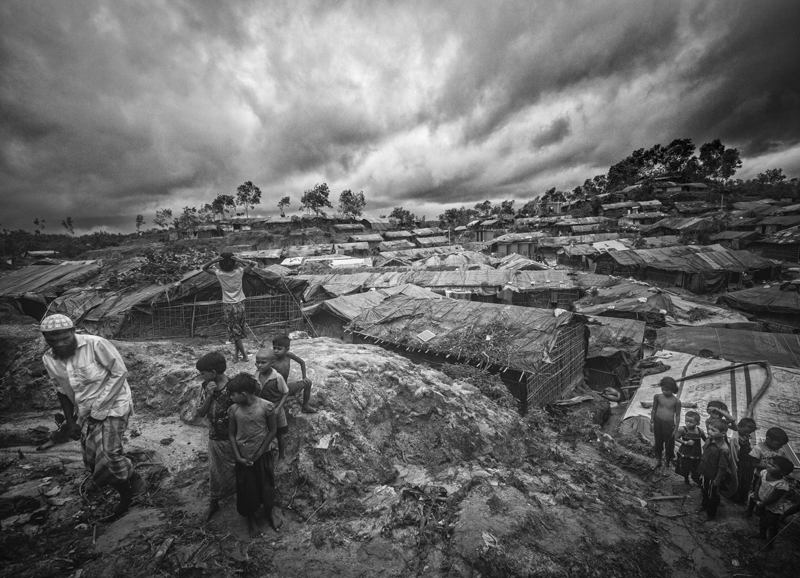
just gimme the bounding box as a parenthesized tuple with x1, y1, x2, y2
(574, 280, 750, 326)
(601, 201, 638, 210)
(383, 230, 413, 239)
(776, 204, 800, 214)
(709, 231, 759, 241)
(755, 216, 800, 226)
(303, 283, 442, 319)
(643, 217, 714, 232)
(378, 240, 417, 251)
(411, 251, 496, 270)
(334, 242, 370, 251)
(718, 286, 800, 315)
(598, 245, 773, 273)
(0, 261, 102, 298)
(570, 224, 608, 233)
(586, 315, 645, 359)
(348, 234, 384, 243)
(415, 236, 449, 246)
(495, 254, 549, 271)
(623, 350, 800, 459)
(373, 245, 465, 265)
(492, 232, 547, 243)
(412, 227, 445, 237)
(536, 233, 621, 247)
(237, 249, 283, 259)
(633, 236, 682, 248)
(559, 244, 599, 257)
(283, 244, 334, 258)
(764, 224, 800, 243)
(656, 327, 800, 369)
(297, 269, 581, 301)
(344, 294, 581, 373)
(333, 224, 365, 231)
(360, 218, 393, 231)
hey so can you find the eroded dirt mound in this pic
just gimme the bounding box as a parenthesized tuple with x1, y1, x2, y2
(1, 335, 797, 578)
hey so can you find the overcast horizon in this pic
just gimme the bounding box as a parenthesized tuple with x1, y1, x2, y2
(2, 0, 799, 234)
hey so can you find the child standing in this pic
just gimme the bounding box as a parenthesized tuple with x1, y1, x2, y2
(650, 376, 681, 470)
(730, 417, 757, 504)
(745, 427, 791, 516)
(674, 410, 706, 486)
(194, 352, 234, 522)
(697, 418, 731, 520)
(227, 373, 279, 538)
(271, 334, 317, 413)
(254, 348, 290, 466)
(748, 456, 795, 550)
(201, 252, 257, 363)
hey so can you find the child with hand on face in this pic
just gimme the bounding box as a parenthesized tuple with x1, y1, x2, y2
(674, 410, 706, 486)
(194, 352, 234, 522)
(748, 456, 795, 551)
(227, 373, 279, 538)
(650, 376, 681, 470)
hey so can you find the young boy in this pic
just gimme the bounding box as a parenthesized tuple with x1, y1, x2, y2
(271, 334, 317, 414)
(697, 418, 731, 520)
(227, 373, 278, 538)
(674, 410, 706, 486)
(194, 352, 234, 522)
(254, 348, 290, 466)
(650, 376, 681, 470)
(745, 427, 791, 516)
(748, 456, 795, 550)
(730, 417, 757, 504)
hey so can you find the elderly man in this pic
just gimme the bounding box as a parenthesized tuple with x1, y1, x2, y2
(40, 314, 143, 518)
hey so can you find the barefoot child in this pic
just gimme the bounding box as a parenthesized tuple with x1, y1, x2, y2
(227, 373, 279, 537)
(201, 252, 257, 363)
(745, 427, 791, 516)
(748, 456, 794, 550)
(730, 417, 757, 503)
(194, 352, 234, 522)
(254, 348, 290, 466)
(271, 335, 317, 413)
(697, 418, 731, 520)
(650, 376, 681, 470)
(674, 410, 705, 486)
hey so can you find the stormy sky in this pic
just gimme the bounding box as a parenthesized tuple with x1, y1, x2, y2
(1, 0, 799, 233)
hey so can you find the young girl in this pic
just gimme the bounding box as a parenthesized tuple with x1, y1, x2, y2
(674, 410, 706, 486)
(749, 456, 794, 550)
(227, 373, 279, 538)
(194, 352, 235, 522)
(201, 252, 257, 363)
(650, 376, 681, 470)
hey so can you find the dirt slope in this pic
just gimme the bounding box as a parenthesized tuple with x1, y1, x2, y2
(0, 334, 797, 577)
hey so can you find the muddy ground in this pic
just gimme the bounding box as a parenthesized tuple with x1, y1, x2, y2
(1, 322, 798, 578)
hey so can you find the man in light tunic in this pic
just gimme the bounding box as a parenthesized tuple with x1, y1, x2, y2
(40, 314, 143, 518)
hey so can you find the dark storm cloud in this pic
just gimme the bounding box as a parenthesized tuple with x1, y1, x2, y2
(674, 2, 800, 156)
(1, 0, 799, 232)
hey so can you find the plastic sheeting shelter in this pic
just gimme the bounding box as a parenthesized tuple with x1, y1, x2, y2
(718, 286, 800, 331)
(585, 316, 645, 391)
(344, 295, 587, 412)
(303, 284, 442, 339)
(621, 351, 800, 467)
(656, 327, 800, 369)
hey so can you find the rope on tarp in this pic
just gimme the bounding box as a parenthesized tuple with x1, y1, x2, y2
(675, 359, 772, 420)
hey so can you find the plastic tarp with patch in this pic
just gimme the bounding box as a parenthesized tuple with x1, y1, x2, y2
(345, 295, 581, 374)
(621, 351, 800, 466)
(718, 286, 800, 329)
(656, 327, 800, 369)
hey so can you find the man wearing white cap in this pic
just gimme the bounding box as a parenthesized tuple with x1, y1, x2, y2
(40, 314, 143, 518)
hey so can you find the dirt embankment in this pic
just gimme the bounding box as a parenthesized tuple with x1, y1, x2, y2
(0, 335, 797, 578)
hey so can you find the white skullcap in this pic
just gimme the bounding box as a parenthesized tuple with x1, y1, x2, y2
(40, 314, 74, 332)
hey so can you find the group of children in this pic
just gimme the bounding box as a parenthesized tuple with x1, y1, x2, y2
(651, 376, 799, 551)
(194, 334, 317, 537)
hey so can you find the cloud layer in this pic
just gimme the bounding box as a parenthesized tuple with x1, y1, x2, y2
(1, 0, 799, 232)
